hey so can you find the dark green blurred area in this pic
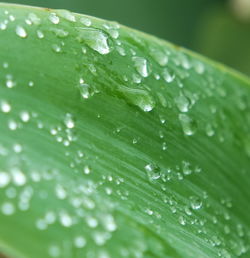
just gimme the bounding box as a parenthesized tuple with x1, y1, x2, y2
(3, 0, 250, 76)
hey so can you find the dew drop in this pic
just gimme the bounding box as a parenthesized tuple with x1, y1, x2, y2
(16, 26, 27, 38)
(59, 212, 73, 227)
(37, 30, 44, 39)
(74, 236, 86, 248)
(80, 17, 92, 26)
(179, 114, 197, 136)
(132, 57, 150, 78)
(0, 171, 10, 188)
(64, 113, 75, 129)
(77, 28, 111, 55)
(57, 10, 76, 22)
(48, 13, 60, 24)
(145, 163, 161, 180)
(28, 13, 41, 25)
(1, 202, 15, 215)
(118, 85, 155, 112)
(162, 68, 175, 83)
(11, 168, 26, 186)
(190, 196, 202, 210)
(0, 100, 11, 113)
(20, 111, 30, 122)
(175, 94, 190, 112)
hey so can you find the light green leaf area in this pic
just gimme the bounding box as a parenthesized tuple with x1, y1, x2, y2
(0, 4, 250, 258)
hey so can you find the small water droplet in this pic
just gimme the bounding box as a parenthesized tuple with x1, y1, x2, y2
(1, 202, 15, 215)
(74, 236, 86, 248)
(0, 100, 11, 113)
(175, 94, 190, 112)
(162, 68, 175, 83)
(80, 17, 92, 26)
(20, 111, 30, 122)
(59, 212, 73, 227)
(57, 10, 76, 22)
(190, 196, 202, 210)
(27, 13, 41, 25)
(0, 171, 10, 188)
(48, 13, 60, 24)
(16, 26, 27, 38)
(132, 57, 150, 78)
(179, 114, 197, 136)
(64, 113, 75, 128)
(145, 163, 161, 180)
(37, 30, 44, 39)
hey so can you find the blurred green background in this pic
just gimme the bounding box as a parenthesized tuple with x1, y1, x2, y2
(4, 0, 250, 76)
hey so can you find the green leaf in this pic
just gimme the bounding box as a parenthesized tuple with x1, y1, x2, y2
(0, 3, 249, 258)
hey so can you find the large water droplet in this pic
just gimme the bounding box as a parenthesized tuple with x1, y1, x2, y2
(77, 28, 111, 55)
(118, 85, 155, 112)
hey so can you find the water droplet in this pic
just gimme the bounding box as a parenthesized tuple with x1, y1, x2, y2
(11, 168, 26, 186)
(0, 100, 11, 113)
(162, 142, 167, 150)
(162, 68, 175, 83)
(178, 216, 186, 225)
(77, 28, 111, 55)
(52, 44, 62, 53)
(27, 13, 41, 25)
(16, 26, 27, 38)
(132, 57, 150, 78)
(74, 236, 86, 248)
(28, 81, 34, 87)
(37, 30, 44, 39)
(86, 216, 98, 228)
(1, 202, 15, 215)
(205, 124, 215, 137)
(55, 184, 67, 199)
(80, 17, 92, 26)
(149, 48, 168, 66)
(175, 94, 190, 112)
(118, 85, 155, 112)
(51, 28, 69, 38)
(83, 165, 91, 174)
(145, 163, 161, 180)
(48, 13, 60, 24)
(64, 113, 75, 128)
(57, 10, 76, 22)
(190, 196, 202, 210)
(59, 212, 73, 227)
(20, 111, 30, 122)
(48, 245, 61, 257)
(8, 120, 18, 130)
(0, 171, 10, 188)
(179, 114, 197, 136)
